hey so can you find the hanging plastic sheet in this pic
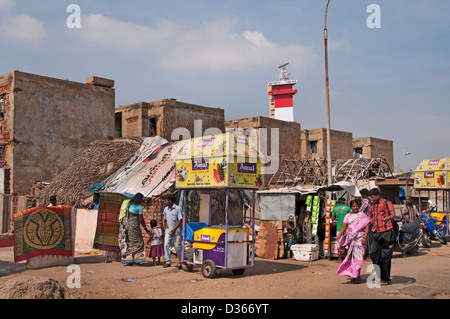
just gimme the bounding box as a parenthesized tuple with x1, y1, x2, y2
(97, 136, 188, 198)
(257, 192, 296, 221)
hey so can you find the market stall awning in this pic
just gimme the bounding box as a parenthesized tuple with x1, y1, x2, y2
(414, 158, 450, 189)
(257, 181, 360, 197)
(257, 185, 322, 195)
(325, 181, 361, 197)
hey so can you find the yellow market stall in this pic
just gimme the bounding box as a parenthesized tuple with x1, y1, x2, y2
(414, 158, 450, 236)
(176, 132, 264, 278)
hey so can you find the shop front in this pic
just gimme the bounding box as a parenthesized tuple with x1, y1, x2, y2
(176, 132, 264, 278)
(257, 181, 361, 260)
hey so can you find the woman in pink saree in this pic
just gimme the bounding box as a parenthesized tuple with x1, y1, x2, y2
(336, 199, 370, 283)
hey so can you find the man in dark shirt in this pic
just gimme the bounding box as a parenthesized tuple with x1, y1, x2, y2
(331, 198, 351, 262)
(368, 188, 395, 285)
(401, 196, 419, 223)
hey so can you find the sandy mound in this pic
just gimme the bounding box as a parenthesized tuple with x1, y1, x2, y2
(0, 276, 73, 299)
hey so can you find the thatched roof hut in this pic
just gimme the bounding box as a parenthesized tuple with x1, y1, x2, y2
(36, 137, 143, 208)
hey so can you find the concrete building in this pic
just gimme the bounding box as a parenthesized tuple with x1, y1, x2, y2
(352, 137, 394, 169)
(115, 98, 225, 141)
(301, 128, 353, 161)
(225, 116, 301, 159)
(301, 128, 394, 170)
(0, 71, 115, 231)
(225, 116, 302, 183)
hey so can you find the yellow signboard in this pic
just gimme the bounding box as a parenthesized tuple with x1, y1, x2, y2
(193, 227, 250, 250)
(175, 133, 264, 189)
(414, 158, 450, 189)
(176, 133, 262, 160)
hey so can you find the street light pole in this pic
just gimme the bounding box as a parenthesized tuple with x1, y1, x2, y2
(324, 0, 332, 186)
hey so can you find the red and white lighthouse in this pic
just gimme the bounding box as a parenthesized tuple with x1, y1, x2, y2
(267, 63, 298, 121)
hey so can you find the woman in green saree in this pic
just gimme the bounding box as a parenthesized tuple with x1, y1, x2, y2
(119, 193, 151, 265)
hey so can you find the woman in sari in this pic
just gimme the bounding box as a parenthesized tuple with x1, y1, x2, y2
(119, 193, 151, 265)
(336, 199, 370, 283)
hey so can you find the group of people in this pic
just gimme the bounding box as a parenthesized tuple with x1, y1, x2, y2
(332, 188, 406, 285)
(118, 193, 184, 268)
(51, 188, 420, 284)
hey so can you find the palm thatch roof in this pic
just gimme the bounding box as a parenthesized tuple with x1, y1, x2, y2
(36, 137, 143, 208)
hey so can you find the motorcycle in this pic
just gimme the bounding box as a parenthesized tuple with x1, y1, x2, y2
(393, 216, 423, 256)
(420, 208, 447, 247)
(430, 212, 449, 237)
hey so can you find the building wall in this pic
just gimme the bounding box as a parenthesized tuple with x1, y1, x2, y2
(117, 102, 147, 137)
(0, 71, 115, 195)
(353, 137, 394, 170)
(301, 128, 353, 161)
(225, 116, 302, 160)
(225, 116, 301, 183)
(117, 98, 225, 141)
(159, 99, 225, 141)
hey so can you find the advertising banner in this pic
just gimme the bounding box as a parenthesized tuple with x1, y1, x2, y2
(414, 158, 450, 189)
(175, 133, 264, 189)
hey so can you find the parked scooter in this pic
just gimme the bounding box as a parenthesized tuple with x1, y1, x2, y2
(393, 216, 423, 256)
(420, 208, 447, 247)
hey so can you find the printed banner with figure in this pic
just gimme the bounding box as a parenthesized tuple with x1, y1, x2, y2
(13, 206, 73, 262)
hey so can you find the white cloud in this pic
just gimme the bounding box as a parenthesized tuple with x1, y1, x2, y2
(242, 31, 272, 47)
(78, 15, 318, 73)
(328, 39, 351, 51)
(0, 0, 15, 12)
(1, 14, 45, 43)
(81, 14, 175, 52)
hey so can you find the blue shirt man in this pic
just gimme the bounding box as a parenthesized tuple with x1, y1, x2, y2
(162, 195, 183, 268)
(163, 202, 183, 236)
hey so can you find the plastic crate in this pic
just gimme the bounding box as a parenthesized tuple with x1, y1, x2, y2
(185, 222, 208, 241)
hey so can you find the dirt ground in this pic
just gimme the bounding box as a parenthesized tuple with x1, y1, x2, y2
(1, 243, 449, 300)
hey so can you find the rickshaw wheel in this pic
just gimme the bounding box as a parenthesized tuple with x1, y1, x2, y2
(201, 260, 217, 278)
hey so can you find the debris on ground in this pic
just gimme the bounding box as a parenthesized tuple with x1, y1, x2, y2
(0, 276, 74, 299)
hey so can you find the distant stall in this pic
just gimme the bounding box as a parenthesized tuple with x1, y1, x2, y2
(414, 158, 450, 236)
(256, 181, 361, 260)
(256, 185, 323, 260)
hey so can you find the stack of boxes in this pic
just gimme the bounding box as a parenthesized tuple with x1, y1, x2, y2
(290, 194, 321, 262)
(323, 198, 336, 257)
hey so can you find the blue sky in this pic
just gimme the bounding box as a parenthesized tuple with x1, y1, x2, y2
(1, 0, 449, 172)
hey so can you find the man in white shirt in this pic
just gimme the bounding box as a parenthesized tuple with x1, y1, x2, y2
(162, 194, 183, 268)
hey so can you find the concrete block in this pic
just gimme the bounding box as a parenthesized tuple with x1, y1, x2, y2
(85, 76, 114, 88)
(291, 244, 319, 261)
(74, 209, 98, 252)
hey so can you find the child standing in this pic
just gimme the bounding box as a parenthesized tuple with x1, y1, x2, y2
(149, 219, 164, 266)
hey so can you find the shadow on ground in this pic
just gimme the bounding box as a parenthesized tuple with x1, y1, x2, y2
(179, 258, 308, 279)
